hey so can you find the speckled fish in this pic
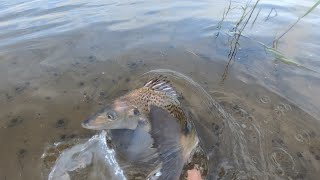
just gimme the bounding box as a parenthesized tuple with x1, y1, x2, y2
(82, 76, 199, 178)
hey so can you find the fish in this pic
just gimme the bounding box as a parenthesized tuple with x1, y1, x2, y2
(146, 105, 185, 180)
(82, 76, 199, 178)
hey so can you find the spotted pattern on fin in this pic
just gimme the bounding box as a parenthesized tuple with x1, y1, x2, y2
(144, 76, 178, 98)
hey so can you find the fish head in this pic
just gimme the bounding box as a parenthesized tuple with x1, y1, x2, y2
(82, 98, 144, 130)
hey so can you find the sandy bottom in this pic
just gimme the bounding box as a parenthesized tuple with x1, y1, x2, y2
(1, 47, 319, 180)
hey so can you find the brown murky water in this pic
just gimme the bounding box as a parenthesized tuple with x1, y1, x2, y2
(0, 0, 320, 179)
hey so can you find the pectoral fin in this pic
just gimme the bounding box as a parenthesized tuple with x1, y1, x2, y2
(149, 106, 184, 180)
(110, 124, 158, 163)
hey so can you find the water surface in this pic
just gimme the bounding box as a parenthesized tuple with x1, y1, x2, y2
(0, 0, 320, 179)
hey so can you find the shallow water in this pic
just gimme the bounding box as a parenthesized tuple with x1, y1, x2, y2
(0, 0, 320, 179)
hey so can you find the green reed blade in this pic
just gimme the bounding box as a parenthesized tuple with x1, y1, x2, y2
(274, 0, 320, 44)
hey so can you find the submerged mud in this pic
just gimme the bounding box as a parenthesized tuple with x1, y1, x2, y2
(39, 69, 320, 180)
(1, 41, 320, 179)
(1, 0, 320, 179)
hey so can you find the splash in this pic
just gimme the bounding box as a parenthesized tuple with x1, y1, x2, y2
(47, 131, 126, 180)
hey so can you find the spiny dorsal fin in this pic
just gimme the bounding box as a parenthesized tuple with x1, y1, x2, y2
(144, 75, 178, 98)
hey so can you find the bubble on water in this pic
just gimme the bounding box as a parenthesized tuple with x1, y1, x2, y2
(155, 172, 162, 176)
(295, 134, 304, 143)
(246, 115, 255, 122)
(259, 96, 271, 104)
(294, 130, 311, 144)
(277, 103, 292, 112)
(284, 104, 292, 111)
(272, 103, 292, 120)
(273, 107, 284, 118)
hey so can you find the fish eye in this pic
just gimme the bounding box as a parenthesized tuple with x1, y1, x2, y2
(133, 108, 140, 116)
(106, 111, 116, 120)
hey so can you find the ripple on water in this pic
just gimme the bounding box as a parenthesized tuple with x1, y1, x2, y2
(270, 148, 295, 177)
(260, 95, 271, 104)
(294, 129, 311, 145)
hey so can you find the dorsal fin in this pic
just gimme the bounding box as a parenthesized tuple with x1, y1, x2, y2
(144, 75, 178, 98)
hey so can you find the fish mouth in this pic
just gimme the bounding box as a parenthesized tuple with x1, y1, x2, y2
(81, 115, 109, 130)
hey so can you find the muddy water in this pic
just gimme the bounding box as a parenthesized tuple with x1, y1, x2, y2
(0, 0, 320, 180)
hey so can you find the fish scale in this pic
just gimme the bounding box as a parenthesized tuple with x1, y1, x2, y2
(121, 86, 188, 132)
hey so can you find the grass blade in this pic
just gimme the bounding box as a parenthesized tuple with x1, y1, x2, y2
(265, 47, 317, 73)
(301, 0, 320, 18)
(274, 0, 320, 45)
